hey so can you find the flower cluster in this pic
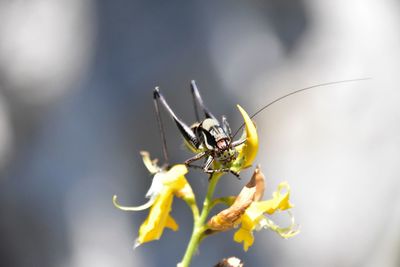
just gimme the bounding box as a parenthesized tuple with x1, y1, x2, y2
(113, 105, 299, 266)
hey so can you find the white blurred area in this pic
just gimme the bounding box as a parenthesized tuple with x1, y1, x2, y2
(0, 0, 95, 167)
(0, 0, 94, 105)
(210, 0, 400, 266)
(64, 173, 144, 267)
(0, 96, 12, 168)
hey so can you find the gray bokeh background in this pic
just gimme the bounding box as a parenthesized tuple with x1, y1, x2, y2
(0, 1, 399, 266)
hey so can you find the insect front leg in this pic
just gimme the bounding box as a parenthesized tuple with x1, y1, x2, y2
(203, 157, 241, 179)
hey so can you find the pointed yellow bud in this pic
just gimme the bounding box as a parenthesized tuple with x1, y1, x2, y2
(230, 105, 259, 173)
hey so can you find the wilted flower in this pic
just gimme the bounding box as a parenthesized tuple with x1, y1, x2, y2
(233, 180, 299, 251)
(207, 166, 265, 231)
(113, 151, 195, 247)
(207, 167, 299, 251)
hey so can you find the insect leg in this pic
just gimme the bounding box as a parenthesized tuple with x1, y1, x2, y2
(183, 153, 214, 173)
(191, 85, 200, 122)
(184, 151, 209, 166)
(154, 87, 200, 149)
(190, 80, 217, 120)
(202, 156, 216, 181)
(205, 166, 240, 179)
(200, 155, 240, 178)
(203, 156, 214, 172)
(185, 164, 206, 170)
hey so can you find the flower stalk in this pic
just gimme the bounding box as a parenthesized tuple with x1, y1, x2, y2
(178, 172, 222, 267)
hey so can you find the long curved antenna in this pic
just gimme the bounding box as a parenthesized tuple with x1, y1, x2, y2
(231, 78, 371, 139)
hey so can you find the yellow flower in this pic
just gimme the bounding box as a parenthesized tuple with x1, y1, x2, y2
(113, 152, 195, 247)
(233, 182, 299, 251)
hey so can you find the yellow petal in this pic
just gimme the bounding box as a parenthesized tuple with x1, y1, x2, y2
(134, 165, 193, 246)
(116, 152, 192, 248)
(161, 165, 188, 189)
(233, 181, 297, 250)
(161, 164, 195, 201)
(162, 164, 188, 183)
(259, 213, 299, 239)
(136, 190, 175, 245)
(274, 182, 294, 210)
(233, 228, 254, 252)
(165, 214, 179, 231)
(232, 205, 261, 251)
(258, 182, 293, 215)
(175, 182, 195, 202)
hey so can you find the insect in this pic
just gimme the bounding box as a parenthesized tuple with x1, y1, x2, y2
(153, 78, 369, 178)
(153, 81, 246, 177)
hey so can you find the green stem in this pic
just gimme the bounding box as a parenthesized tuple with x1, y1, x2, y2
(210, 196, 236, 210)
(185, 198, 200, 222)
(178, 173, 222, 267)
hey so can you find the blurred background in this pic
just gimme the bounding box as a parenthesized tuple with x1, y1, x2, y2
(0, 0, 399, 266)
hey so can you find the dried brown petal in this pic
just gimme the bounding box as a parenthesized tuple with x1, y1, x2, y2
(253, 165, 265, 201)
(207, 167, 266, 231)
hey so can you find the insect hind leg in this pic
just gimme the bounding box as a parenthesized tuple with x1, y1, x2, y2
(153, 87, 200, 150)
(190, 80, 216, 121)
(153, 87, 170, 165)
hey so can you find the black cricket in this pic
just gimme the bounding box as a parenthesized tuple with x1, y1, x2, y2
(152, 78, 369, 177)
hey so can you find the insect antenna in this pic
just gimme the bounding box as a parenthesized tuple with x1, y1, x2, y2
(231, 78, 371, 140)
